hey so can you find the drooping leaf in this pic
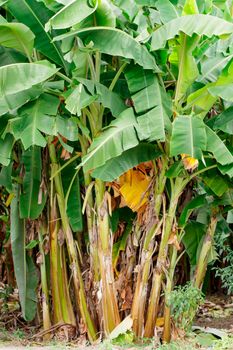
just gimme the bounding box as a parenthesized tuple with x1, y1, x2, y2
(170, 116, 207, 159)
(0, 162, 13, 191)
(0, 85, 43, 116)
(81, 108, 139, 173)
(219, 188, 233, 206)
(202, 169, 230, 197)
(11, 184, 26, 318)
(0, 23, 35, 57)
(62, 162, 83, 232)
(45, 0, 97, 31)
(92, 143, 161, 181)
(198, 54, 233, 84)
(7, 0, 68, 69)
(0, 61, 58, 98)
(183, 221, 206, 266)
(218, 163, 233, 178)
(151, 14, 233, 50)
(25, 255, 39, 321)
(11, 184, 38, 321)
(179, 195, 208, 227)
(0, 134, 14, 166)
(54, 27, 160, 70)
(214, 106, 233, 134)
(205, 126, 233, 165)
(20, 146, 46, 219)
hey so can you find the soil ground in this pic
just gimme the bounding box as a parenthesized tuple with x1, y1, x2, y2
(0, 294, 232, 349)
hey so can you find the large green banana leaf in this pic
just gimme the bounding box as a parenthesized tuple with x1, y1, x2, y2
(151, 14, 233, 50)
(81, 108, 139, 173)
(54, 27, 160, 70)
(0, 23, 34, 57)
(125, 66, 172, 138)
(7, 0, 68, 69)
(11, 184, 38, 321)
(92, 143, 161, 181)
(20, 146, 47, 219)
(170, 115, 207, 158)
(0, 61, 58, 98)
(10, 94, 59, 149)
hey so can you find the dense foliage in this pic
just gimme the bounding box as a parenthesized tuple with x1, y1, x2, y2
(0, 0, 233, 344)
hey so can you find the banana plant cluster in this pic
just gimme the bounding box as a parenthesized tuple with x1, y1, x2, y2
(0, 0, 233, 344)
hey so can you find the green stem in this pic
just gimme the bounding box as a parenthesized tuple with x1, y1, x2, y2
(56, 71, 72, 84)
(194, 216, 217, 289)
(109, 62, 128, 91)
(81, 136, 99, 282)
(187, 164, 218, 183)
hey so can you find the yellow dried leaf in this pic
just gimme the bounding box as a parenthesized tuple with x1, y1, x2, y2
(119, 169, 150, 212)
(181, 154, 198, 171)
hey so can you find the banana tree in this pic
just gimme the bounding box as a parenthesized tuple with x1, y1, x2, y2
(0, 0, 233, 344)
